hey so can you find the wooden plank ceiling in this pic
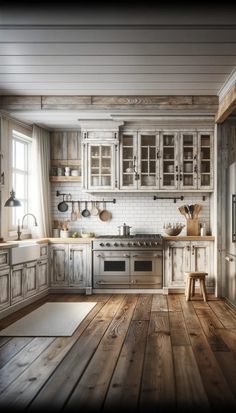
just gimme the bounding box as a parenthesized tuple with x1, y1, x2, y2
(0, 4, 236, 127)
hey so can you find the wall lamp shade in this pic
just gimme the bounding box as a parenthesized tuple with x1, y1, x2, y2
(4, 189, 22, 207)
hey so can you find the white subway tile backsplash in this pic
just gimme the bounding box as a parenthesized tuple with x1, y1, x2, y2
(51, 183, 211, 236)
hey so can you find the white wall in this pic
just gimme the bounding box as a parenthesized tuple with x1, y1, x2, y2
(51, 182, 211, 236)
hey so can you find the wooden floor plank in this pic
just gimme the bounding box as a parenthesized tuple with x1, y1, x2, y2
(104, 320, 149, 412)
(0, 337, 55, 394)
(169, 311, 190, 346)
(167, 294, 182, 312)
(173, 345, 210, 411)
(208, 301, 236, 328)
(64, 295, 138, 411)
(196, 309, 230, 352)
(188, 329, 236, 410)
(0, 337, 34, 368)
(132, 295, 152, 321)
(28, 295, 124, 411)
(139, 311, 176, 412)
(179, 295, 202, 333)
(214, 352, 236, 399)
(151, 294, 168, 312)
(216, 328, 236, 351)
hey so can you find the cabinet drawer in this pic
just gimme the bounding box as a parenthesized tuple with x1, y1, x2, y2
(0, 249, 9, 268)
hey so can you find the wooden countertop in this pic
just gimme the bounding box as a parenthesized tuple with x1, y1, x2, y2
(163, 236, 215, 241)
(0, 237, 94, 249)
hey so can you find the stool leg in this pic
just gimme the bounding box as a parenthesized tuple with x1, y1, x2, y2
(191, 278, 195, 297)
(200, 278, 207, 302)
(186, 277, 192, 301)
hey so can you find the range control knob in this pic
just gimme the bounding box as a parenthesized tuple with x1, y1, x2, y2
(99, 243, 104, 247)
(132, 242, 137, 247)
(120, 243, 124, 247)
(137, 242, 143, 247)
(105, 242, 110, 247)
(143, 242, 147, 246)
(127, 242, 132, 247)
(113, 242, 118, 247)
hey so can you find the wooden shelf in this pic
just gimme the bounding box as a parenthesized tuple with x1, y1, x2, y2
(50, 176, 81, 182)
(50, 159, 81, 167)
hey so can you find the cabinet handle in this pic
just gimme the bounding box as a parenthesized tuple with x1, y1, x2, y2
(70, 251, 72, 260)
(187, 245, 190, 251)
(156, 150, 160, 159)
(225, 256, 233, 262)
(192, 245, 195, 255)
(96, 254, 104, 258)
(175, 165, 178, 172)
(123, 254, 130, 258)
(194, 165, 198, 173)
(179, 173, 182, 181)
(176, 174, 179, 181)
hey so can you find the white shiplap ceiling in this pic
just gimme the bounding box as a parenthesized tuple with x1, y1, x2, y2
(0, 4, 236, 127)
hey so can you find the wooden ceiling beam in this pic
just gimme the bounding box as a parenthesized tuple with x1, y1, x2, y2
(215, 84, 236, 123)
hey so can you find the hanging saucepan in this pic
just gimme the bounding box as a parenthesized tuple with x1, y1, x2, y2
(81, 201, 91, 217)
(58, 195, 69, 212)
(99, 200, 112, 222)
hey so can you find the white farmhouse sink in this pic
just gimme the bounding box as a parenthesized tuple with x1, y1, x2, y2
(10, 243, 40, 265)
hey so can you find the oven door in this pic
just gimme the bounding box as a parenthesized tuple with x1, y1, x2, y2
(93, 251, 131, 288)
(130, 251, 162, 288)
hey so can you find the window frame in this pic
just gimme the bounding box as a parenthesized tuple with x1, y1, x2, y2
(9, 129, 32, 232)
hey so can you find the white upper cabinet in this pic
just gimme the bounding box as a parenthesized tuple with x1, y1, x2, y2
(81, 124, 214, 192)
(82, 128, 119, 191)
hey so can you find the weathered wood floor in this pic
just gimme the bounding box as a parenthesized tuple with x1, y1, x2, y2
(0, 293, 236, 412)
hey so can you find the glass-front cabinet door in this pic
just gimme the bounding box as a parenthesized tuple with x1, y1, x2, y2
(198, 132, 213, 190)
(138, 133, 159, 189)
(160, 132, 178, 189)
(179, 132, 198, 190)
(87, 143, 116, 190)
(120, 132, 138, 189)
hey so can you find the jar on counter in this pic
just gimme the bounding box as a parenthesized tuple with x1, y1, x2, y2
(200, 223, 206, 236)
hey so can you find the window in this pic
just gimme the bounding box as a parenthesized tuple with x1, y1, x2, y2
(11, 130, 32, 228)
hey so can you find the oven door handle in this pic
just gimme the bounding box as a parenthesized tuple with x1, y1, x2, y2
(132, 254, 162, 258)
(96, 254, 105, 258)
(96, 281, 133, 285)
(132, 281, 161, 285)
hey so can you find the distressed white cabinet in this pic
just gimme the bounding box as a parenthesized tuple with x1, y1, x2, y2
(164, 240, 214, 291)
(37, 259, 49, 292)
(0, 267, 10, 311)
(49, 243, 91, 292)
(50, 244, 69, 286)
(120, 129, 214, 191)
(82, 129, 119, 191)
(11, 261, 38, 304)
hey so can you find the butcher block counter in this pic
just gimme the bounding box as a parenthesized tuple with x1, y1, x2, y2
(163, 236, 215, 241)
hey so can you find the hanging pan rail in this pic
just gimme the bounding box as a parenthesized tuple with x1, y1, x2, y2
(153, 195, 184, 203)
(56, 191, 116, 204)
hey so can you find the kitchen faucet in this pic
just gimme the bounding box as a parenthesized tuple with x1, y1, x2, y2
(17, 213, 38, 240)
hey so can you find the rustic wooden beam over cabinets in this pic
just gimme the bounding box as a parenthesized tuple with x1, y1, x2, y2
(215, 85, 236, 123)
(0, 95, 218, 112)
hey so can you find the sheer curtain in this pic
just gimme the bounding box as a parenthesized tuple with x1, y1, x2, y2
(31, 124, 52, 238)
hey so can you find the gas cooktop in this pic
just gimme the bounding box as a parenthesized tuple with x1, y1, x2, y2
(95, 234, 162, 239)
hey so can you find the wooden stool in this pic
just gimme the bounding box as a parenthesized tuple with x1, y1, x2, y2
(185, 271, 208, 302)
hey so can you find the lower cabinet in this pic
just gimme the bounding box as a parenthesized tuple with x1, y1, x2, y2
(164, 240, 214, 291)
(50, 243, 91, 291)
(37, 258, 49, 291)
(11, 260, 38, 304)
(0, 267, 10, 311)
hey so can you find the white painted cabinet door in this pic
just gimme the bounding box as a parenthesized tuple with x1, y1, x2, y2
(11, 264, 25, 304)
(38, 258, 49, 291)
(24, 261, 38, 298)
(165, 240, 214, 290)
(69, 245, 87, 287)
(50, 244, 69, 286)
(0, 267, 10, 310)
(191, 241, 214, 287)
(164, 241, 190, 288)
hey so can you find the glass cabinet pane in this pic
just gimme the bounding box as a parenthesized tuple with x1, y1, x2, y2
(89, 144, 113, 188)
(121, 134, 135, 187)
(199, 134, 212, 188)
(140, 134, 157, 187)
(161, 133, 176, 188)
(181, 133, 196, 189)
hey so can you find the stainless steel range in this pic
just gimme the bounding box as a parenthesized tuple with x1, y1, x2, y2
(92, 234, 163, 289)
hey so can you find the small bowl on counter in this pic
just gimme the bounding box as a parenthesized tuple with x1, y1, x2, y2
(164, 223, 185, 236)
(81, 232, 95, 238)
